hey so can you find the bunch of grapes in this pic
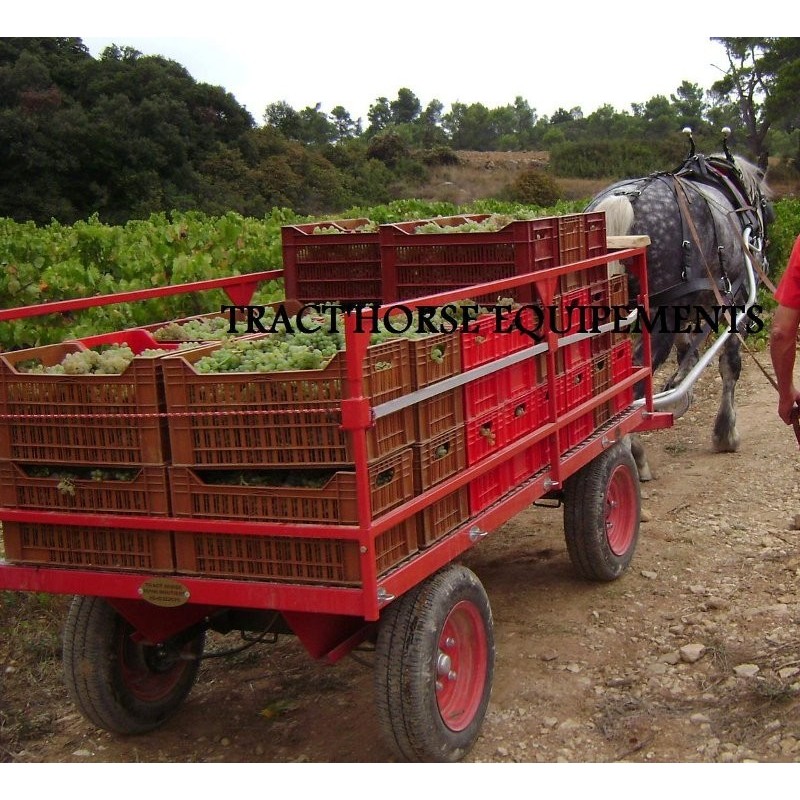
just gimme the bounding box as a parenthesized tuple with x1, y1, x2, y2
(18, 342, 196, 375)
(413, 214, 516, 234)
(152, 314, 256, 341)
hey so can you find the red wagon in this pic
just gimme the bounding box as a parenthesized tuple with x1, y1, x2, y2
(0, 219, 671, 761)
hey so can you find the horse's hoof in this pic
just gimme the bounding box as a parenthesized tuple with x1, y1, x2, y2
(638, 464, 654, 482)
(712, 432, 741, 453)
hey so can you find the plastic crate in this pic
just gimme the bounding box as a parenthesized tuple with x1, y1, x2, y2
(504, 385, 548, 442)
(507, 451, 535, 489)
(562, 413, 595, 452)
(557, 214, 587, 267)
(169, 448, 414, 525)
(281, 220, 382, 303)
(0, 340, 171, 466)
(173, 518, 417, 586)
(161, 337, 412, 468)
(464, 372, 506, 420)
(0, 462, 170, 516)
(1, 522, 174, 572)
(611, 340, 634, 412)
(461, 314, 504, 370)
(413, 425, 466, 492)
(609, 274, 630, 307)
(465, 408, 506, 465)
(503, 359, 538, 400)
(409, 332, 462, 389)
(417, 487, 469, 548)
(380, 216, 559, 304)
(555, 363, 592, 415)
(584, 211, 607, 260)
(555, 340, 592, 375)
(504, 306, 543, 356)
(415, 387, 464, 440)
(469, 463, 508, 515)
(553, 287, 591, 337)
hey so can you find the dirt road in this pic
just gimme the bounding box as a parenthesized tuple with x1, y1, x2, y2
(2, 356, 800, 763)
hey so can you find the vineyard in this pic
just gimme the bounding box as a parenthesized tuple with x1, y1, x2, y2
(0, 199, 592, 350)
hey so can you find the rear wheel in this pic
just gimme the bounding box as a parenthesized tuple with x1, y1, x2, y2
(563, 442, 640, 581)
(62, 596, 204, 734)
(374, 564, 494, 762)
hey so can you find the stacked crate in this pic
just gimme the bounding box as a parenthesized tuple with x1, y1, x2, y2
(462, 313, 547, 515)
(379, 216, 560, 305)
(161, 335, 418, 584)
(0, 330, 177, 572)
(280, 219, 382, 303)
(409, 332, 468, 548)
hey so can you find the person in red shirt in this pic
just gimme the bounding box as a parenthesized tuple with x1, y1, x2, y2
(770, 235, 800, 424)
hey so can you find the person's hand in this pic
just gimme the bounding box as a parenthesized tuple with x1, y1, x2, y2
(778, 387, 800, 425)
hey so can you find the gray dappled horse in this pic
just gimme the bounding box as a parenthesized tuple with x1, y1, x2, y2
(586, 143, 773, 478)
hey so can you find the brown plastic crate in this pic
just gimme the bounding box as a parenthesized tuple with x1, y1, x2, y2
(173, 517, 417, 585)
(380, 216, 559, 304)
(375, 518, 419, 576)
(0, 342, 169, 466)
(414, 387, 464, 440)
(170, 448, 414, 525)
(409, 332, 462, 389)
(0, 462, 170, 516)
(175, 531, 362, 585)
(417, 487, 470, 548)
(1, 522, 174, 572)
(413, 425, 466, 492)
(609, 274, 630, 307)
(584, 211, 607, 259)
(162, 337, 412, 468)
(281, 220, 381, 303)
(557, 214, 588, 266)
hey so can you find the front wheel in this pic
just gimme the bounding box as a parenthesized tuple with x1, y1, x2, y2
(563, 441, 640, 581)
(374, 564, 494, 762)
(62, 596, 204, 734)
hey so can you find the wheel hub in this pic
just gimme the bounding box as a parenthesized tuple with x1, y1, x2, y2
(434, 601, 489, 732)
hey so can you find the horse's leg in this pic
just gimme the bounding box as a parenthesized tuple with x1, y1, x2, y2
(628, 433, 653, 482)
(627, 329, 675, 482)
(712, 334, 741, 452)
(661, 331, 702, 419)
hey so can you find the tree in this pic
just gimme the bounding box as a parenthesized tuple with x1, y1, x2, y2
(670, 81, 707, 135)
(330, 105, 361, 140)
(390, 88, 421, 125)
(709, 38, 772, 167)
(366, 96, 392, 136)
(264, 100, 302, 139)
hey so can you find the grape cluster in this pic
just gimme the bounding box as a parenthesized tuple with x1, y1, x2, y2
(152, 314, 254, 341)
(413, 214, 517, 234)
(19, 342, 195, 375)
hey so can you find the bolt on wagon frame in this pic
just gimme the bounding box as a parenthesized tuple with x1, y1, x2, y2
(0, 239, 672, 761)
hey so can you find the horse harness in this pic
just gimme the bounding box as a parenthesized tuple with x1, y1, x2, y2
(610, 154, 768, 309)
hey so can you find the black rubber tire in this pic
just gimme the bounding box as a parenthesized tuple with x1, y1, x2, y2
(563, 442, 641, 581)
(62, 596, 204, 734)
(374, 564, 494, 762)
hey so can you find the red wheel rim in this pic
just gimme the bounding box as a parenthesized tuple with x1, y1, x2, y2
(435, 600, 488, 732)
(117, 630, 190, 704)
(605, 463, 638, 556)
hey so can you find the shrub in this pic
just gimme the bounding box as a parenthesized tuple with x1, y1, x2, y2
(504, 169, 562, 206)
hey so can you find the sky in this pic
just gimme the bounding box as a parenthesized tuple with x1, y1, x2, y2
(7, 3, 797, 126)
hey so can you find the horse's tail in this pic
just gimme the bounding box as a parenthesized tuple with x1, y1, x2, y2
(594, 195, 634, 277)
(594, 194, 634, 237)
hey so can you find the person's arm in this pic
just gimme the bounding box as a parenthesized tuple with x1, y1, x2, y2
(770, 303, 800, 424)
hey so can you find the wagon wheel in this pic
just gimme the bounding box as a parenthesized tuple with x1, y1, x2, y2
(374, 564, 494, 762)
(62, 596, 204, 735)
(562, 441, 640, 581)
